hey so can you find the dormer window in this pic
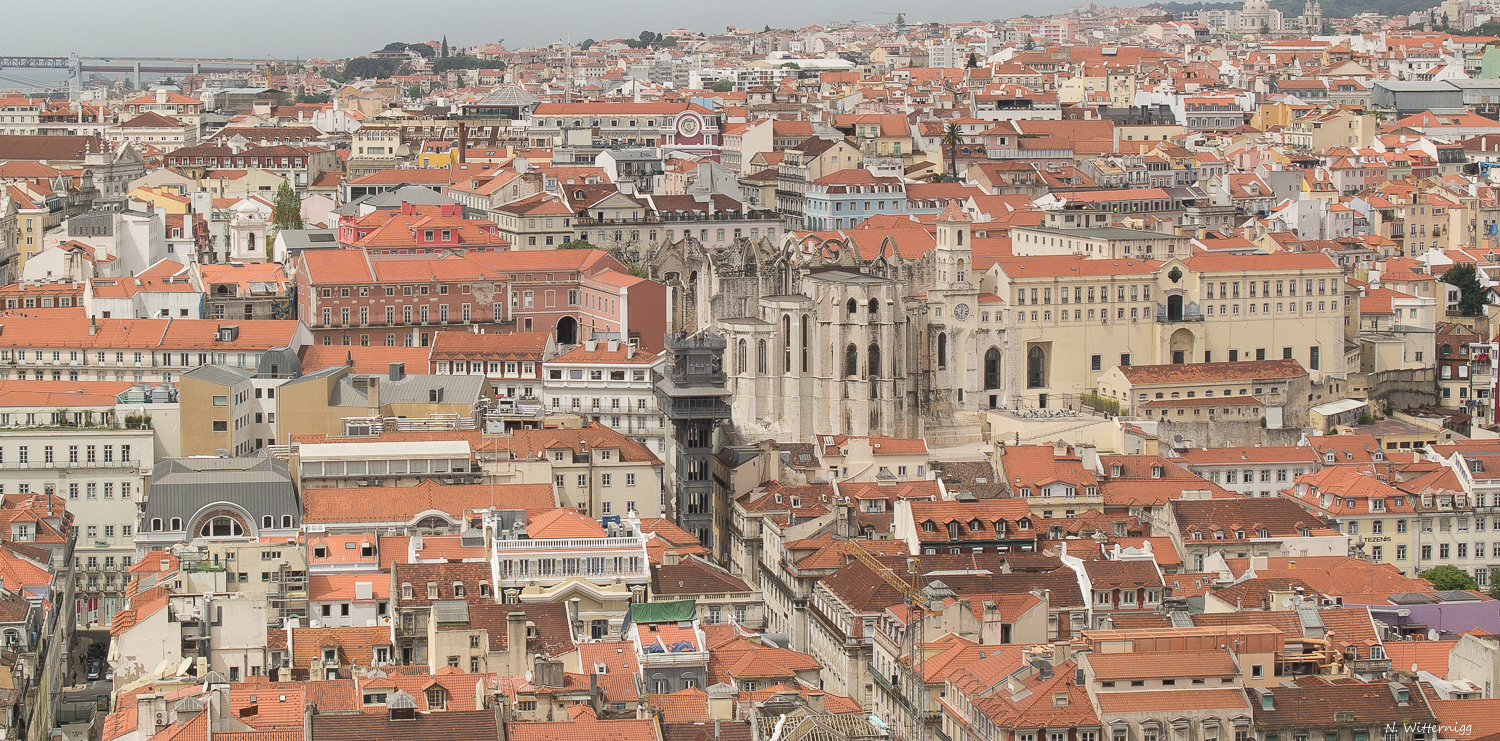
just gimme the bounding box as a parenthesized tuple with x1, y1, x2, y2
(922, 520, 935, 532)
(969, 519, 984, 531)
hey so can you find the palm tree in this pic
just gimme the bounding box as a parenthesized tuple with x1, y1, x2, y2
(940, 122, 963, 182)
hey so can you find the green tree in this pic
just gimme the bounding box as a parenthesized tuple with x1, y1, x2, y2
(580, 39, 596, 50)
(710, 79, 735, 93)
(408, 43, 435, 58)
(433, 56, 491, 73)
(967, 52, 979, 68)
(1443, 262, 1488, 316)
(558, 239, 596, 250)
(940, 122, 964, 181)
(340, 57, 400, 80)
(1490, 580, 1500, 600)
(381, 42, 410, 53)
(442, 36, 449, 58)
(1421, 565, 1479, 591)
(295, 89, 330, 104)
(408, 84, 424, 98)
(271, 181, 304, 238)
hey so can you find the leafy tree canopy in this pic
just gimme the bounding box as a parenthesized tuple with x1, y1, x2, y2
(340, 57, 402, 80)
(1443, 262, 1488, 317)
(1421, 565, 1479, 591)
(710, 79, 735, 92)
(433, 55, 493, 73)
(271, 181, 304, 234)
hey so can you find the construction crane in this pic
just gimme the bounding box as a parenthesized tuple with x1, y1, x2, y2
(847, 540, 927, 741)
(875, 11, 909, 33)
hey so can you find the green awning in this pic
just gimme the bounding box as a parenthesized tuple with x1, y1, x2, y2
(626, 599, 697, 625)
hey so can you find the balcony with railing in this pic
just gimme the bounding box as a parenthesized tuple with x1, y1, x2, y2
(574, 210, 779, 226)
(1156, 300, 1204, 323)
(493, 535, 646, 552)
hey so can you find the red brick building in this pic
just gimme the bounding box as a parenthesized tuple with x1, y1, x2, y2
(293, 248, 666, 351)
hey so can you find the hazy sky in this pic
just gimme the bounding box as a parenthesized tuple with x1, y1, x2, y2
(0, 0, 1120, 60)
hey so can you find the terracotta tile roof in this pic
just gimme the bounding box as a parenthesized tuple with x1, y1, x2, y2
(303, 679, 360, 712)
(972, 659, 1098, 729)
(1096, 688, 1250, 714)
(303, 480, 555, 524)
(650, 688, 707, 724)
(1384, 640, 1455, 677)
(1176, 446, 1322, 466)
(1087, 649, 1237, 681)
(308, 574, 390, 602)
(524, 508, 607, 539)
(736, 684, 863, 715)
(311, 709, 500, 741)
(548, 342, 661, 366)
(0, 317, 301, 352)
(819, 558, 907, 616)
(1115, 359, 1306, 385)
(229, 681, 307, 729)
(581, 641, 639, 676)
(652, 558, 753, 597)
(478, 423, 662, 465)
(1080, 559, 1164, 589)
(505, 718, 660, 741)
(392, 561, 493, 607)
(707, 637, 819, 685)
(1254, 676, 1433, 729)
(298, 345, 432, 375)
(429, 331, 551, 361)
(1172, 497, 1338, 538)
(907, 499, 1034, 543)
(998, 445, 1099, 492)
(290, 626, 390, 669)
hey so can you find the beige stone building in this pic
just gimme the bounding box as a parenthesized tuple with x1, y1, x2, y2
(989, 250, 1351, 412)
(1095, 358, 1314, 428)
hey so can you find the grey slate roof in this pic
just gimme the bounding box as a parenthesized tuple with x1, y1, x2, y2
(142, 457, 298, 534)
(181, 364, 255, 388)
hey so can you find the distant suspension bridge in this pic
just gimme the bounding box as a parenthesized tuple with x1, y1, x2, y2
(0, 54, 302, 93)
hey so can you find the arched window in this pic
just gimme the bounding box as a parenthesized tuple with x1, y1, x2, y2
(757, 340, 767, 374)
(868, 298, 880, 320)
(956, 230, 964, 246)
(1027, 346, 1046, 389)
(170, 517, 182, 531)
(736, 339, 747, 373)
(845, 344, 859, 377)
(847, 298, 858, 318)
(800, 315, 810, 372)
(868, 344, 881, 379)
(957, 258, 966, 283)
(937, 333, 948, 369)
(782, 316, 792, 372)
(281, 515, 293, 528)
(262, 515, 273, 529)
(985, 347, 1002, 389)
(201, 517, 244, 538)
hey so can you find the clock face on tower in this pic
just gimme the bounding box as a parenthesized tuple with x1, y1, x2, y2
(954, 303, 971, 320)
(677, 115, 701, 137)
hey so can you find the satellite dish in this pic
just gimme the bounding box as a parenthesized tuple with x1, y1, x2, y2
(524, 669, 533, 682)
(1281, 597, 1294, 608)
